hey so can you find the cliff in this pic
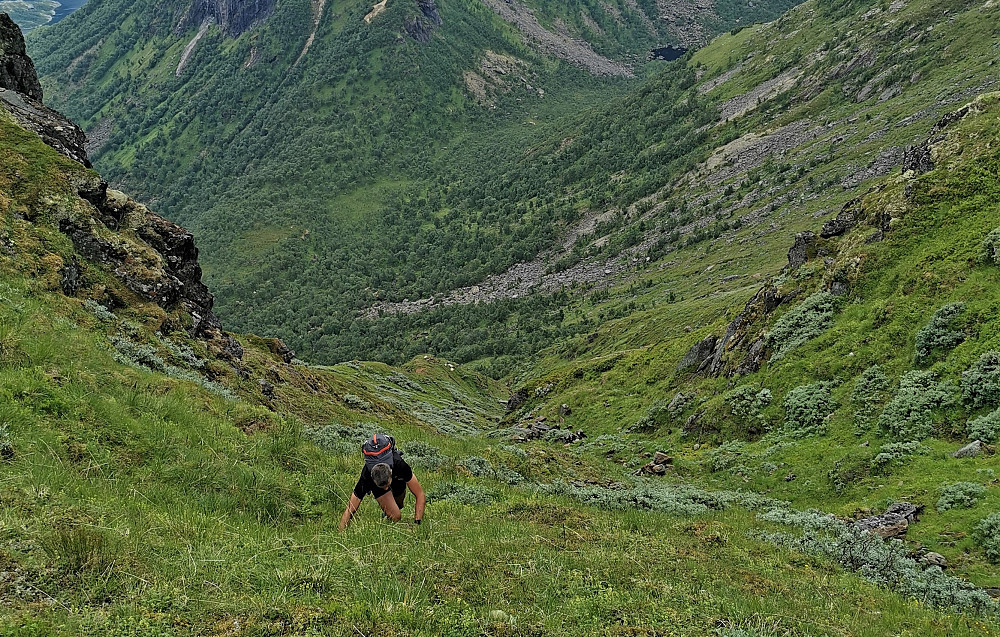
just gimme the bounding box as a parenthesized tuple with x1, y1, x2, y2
(184, 0, 275, 37)
(0, 13, 226, 344)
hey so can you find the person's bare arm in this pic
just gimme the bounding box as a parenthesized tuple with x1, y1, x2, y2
(408, 476, 426, 523)
(339, 493, 362, 531)
(375, 491, 402, 521)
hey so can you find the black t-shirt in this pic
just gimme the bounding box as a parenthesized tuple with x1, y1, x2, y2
(353, 457, 413, 500)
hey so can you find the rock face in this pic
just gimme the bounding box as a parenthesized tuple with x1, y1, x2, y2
(62, 177, 220, 336)
(0, 14, 42, 101)
(404, 0, 443, 42)
(185, 0, 276, 37)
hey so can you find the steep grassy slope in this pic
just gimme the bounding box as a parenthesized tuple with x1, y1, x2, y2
(24, 0, 801, 366)
(4, 31, 1000, 629)
(3, 94, 999, 636)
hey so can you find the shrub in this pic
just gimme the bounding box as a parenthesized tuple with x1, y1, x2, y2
(342, 394, 372, 410)
(402, 441, 448, 470)
(877, 371, 955, 441)
(937, 482, 986, 512)
(870, 441, 928, 473)
(767, 292, 840, 361)
(968, 408, 1000, 442)
(631, 399, 671, 432)
(111, 337, 165, 371)
(304, 423, 365, 455)
(84, 299, 116, 322)
(974, 513, 1000, 564)
(913, 303, 966, 365)
(459, 456, 524, 485)
(962, 351, 1000, 409)
(783, 382, 837, 438)
(758, 508, 998, 614)
(979, 227, 1000, 265)
(708, 440, 747, 473)
(852, 365, 890, 432)
(427, 482, 495, 505)
(723, 385, 773, 436)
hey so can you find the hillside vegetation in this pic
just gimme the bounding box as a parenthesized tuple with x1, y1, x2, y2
(26, 0, 800, 367)
(1, 94, 1000, 634)
(6, 0, 1000, 633)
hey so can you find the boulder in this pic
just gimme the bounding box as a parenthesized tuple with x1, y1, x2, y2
(920, 552, 947, 568)
(953, 440, 983, 458)
(786, 231, 817, 270)
(854, 502, 921, 539)
(653, 451, 673, 465)
(677, 335, 718, 373)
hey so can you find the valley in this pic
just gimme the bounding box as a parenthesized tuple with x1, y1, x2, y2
(0, 0, 999, 634)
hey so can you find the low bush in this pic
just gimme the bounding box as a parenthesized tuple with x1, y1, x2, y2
(974, 514, 1000, 564)
(723, 385, 773, 437)
(877, 371, 955, 440)
(708, 440, 748, 473)
(402, 440, 448, 470)
(968, 408, 1000, 442)
(936, 482, 986, 512)
(631, 398, 671, 432)
(914, 303, 966, 365)
(759, 508, 998, 614)
(979, 226, 1000, 265)
(961, 351, 1000, 409)
(870, 441, 928, 473)
(783, 382, 837, 438)
(427, 482, 495, 505)
(767, 292, 840, 361)
(852, 365, 890, 432)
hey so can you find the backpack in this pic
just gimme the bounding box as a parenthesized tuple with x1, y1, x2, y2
(362, 433, 403, 471)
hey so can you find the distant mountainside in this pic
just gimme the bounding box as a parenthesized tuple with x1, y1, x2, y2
(26, 0, 800, 368)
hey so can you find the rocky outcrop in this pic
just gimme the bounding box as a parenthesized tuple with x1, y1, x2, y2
(0, 16, 89, 168)
(677, 335, 718, 373)
(854, 503, 921, 539)
(183, 0, 275, 37)
(0, 14, 42, 101)
(0, 89, 91, 168)
(786, 231, 817, 270)
(61, 177, 220, 336)
(820, 196, 863, 238)
(706, 284, 790, 376)
(404, 0, 443, 42)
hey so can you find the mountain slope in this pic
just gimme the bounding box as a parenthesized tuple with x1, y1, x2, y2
(2, 78, 998, 636)
(25, 0, 801, 368)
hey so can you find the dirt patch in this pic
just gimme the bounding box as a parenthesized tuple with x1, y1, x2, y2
(719, 68, 803, 121)
(364, 0, 388, 24)
(176, 17, 213, 76)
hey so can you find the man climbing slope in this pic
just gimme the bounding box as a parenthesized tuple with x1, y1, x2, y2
(339, 433, 426, 531)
